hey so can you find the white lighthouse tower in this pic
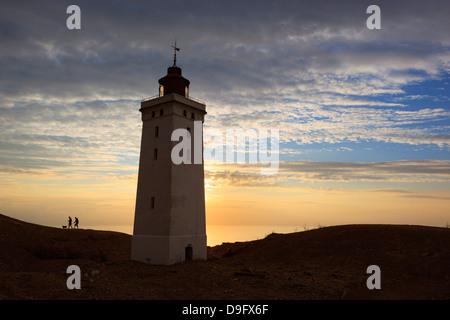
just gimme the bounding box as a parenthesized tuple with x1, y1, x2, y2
(131, 45, 207, 265)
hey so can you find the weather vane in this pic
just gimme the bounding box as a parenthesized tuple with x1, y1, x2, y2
(171, 40, 180, 66)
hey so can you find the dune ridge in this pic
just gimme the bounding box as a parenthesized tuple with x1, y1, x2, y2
(0, 213, 449, 299)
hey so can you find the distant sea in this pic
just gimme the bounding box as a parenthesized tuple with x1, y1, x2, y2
(80, 225, 306, 247)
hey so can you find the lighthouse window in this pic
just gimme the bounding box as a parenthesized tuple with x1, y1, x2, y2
(154, 148, 158, 160)
(151, 197, 155, 209)
(155, 126, 159, 137)
(183, 110, 187, 117)
(160, 109, 164, 116)
(151, 111, 155, 118)
(191, 112, 195, 120)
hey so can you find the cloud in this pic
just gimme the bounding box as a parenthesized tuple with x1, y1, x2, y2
(1, 0, 449, 105)
(0, 100, 141, 174)
(1, 0, 449, 177)
(279, 160, 450, 181)
(205, 160, 450, 187)
(205, 103, 450, 147)
(401, 194, 449, 201)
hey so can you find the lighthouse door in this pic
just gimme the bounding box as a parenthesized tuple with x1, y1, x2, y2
(185, 245, 193, 261)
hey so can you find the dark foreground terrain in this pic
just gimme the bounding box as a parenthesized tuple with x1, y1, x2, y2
(0, 213, 449, 299)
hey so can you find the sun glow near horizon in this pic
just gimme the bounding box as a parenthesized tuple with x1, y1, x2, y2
(0, 159, 449, 246)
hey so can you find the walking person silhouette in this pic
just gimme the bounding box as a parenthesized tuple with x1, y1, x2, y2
(68, 216, 72, 229)
(74, 217, 79, 229)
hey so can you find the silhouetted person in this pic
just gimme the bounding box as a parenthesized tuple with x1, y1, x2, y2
(68, 216, 72, 229)
(74, 217, 79, 229)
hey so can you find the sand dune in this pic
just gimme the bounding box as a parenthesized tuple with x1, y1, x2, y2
(0, 213, 449, 299)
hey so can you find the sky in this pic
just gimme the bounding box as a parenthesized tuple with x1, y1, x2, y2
(0, 0, 449, 243)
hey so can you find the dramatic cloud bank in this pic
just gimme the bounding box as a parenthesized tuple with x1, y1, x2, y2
(1, 0, 449, 230)
(1, 1, 449, 177)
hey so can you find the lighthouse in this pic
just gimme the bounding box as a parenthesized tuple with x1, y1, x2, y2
(131, 44, 207, 265)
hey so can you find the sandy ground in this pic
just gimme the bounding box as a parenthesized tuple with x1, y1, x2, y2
(0, 213, 449, 300)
